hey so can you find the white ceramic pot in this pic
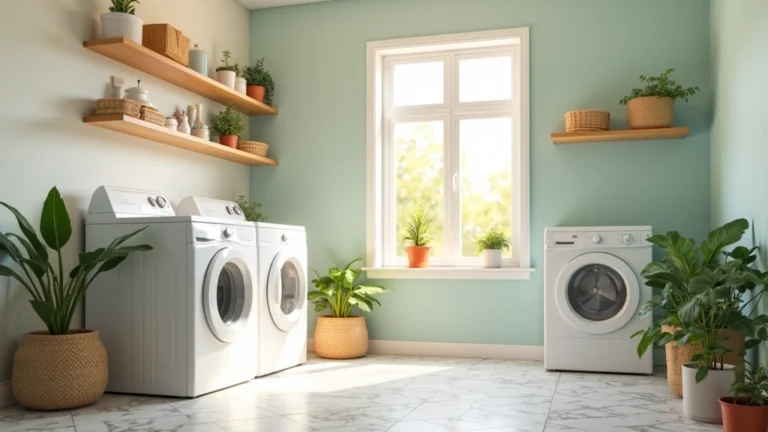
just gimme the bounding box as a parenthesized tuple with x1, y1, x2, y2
(682, 363, 734, 423)
(482, 249, 502, 268)
(100, 12, 143, 45)
(235, 77, 247, 95)
(216, 70, 237, 89)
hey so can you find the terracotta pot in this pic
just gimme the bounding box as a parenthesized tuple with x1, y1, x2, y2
(720, 397, 768, 432)
(314, 316, 368, 359)
(13, 330, 107, 410)
(219, 135, 238, 148)
(626, 96, 674, 129)
(247, 85, 266, 102)
(406, 246, 431, 268)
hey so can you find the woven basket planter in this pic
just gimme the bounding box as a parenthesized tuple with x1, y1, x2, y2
(12, 330, 107, 410)
(238, 141, 269, 157)
(627, 97, 673, 129)
(96, 98, 140, 118)
(565, 110, 610, 132)
(314, 316, 368, 359)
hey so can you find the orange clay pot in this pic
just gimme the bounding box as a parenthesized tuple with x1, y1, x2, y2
(406, 246, 431, 268)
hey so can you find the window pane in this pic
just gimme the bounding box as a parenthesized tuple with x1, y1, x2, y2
(460, 117, 513, 257)
(393, 62, 444, 106)
(394, 121, 444, 257)
(459, 56, 512, 103)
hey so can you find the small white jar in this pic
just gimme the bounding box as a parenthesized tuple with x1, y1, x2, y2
(165, 117, 178, 132)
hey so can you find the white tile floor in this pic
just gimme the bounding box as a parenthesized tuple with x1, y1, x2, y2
(0, 354, 721, 432)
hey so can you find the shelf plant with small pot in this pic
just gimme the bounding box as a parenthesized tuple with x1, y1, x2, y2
(101, 0, 143, 44)
(476, 227, 510, 268)
(212, 105, 246, 148)
(720, 362, 768, 432)
(403, 204, 433, 268)
(215, 50, 239, 89)
(0, 187, 152, 410)
(235, 195, 266, 222)
(243, 58, 275, 106)
(620, 68, 699, 129)
(309, 259, 387, 359)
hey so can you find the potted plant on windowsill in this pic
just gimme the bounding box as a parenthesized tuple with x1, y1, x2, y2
(476, 227, 510, 268)
(619, 68, 699, 129)
(101, 0, 143, 44)
(720, 362, 768, 432)
(243, 58, 275, 105)
(212, 105, 246, 148)
(309, 258, 387, 359)
(403, 204, 433, 268)
(0, 187, 152, 410)
(215, 50, 238, 89)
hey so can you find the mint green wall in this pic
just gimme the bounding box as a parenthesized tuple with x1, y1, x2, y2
(250, 0, 711, 346)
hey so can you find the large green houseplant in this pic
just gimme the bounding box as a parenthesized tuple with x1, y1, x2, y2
(309, 258, 387, 359)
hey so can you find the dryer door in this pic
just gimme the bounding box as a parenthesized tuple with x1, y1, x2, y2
(267, 251, 307, 332)
(203, 247, 254, 343)
(555, 252, 640, 334)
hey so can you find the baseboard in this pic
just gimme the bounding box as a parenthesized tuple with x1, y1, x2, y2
(0, 381, 15, 408)
(307, 338, 544, 361)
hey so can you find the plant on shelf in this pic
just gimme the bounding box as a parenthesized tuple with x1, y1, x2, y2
(475, 226, 510, 269)
(235, 195, 266, 222)
(0, 187, 152, 410)
(243, 58, 275, 106)
(619, 68, 700, 129)
(402, 203, 433, 268)
(720, 362, 768, 432)
(108, 0, 139, 14)
(215, 50, 239, 89)
(309, 258, 387, 359)
(211, 105, 246, 149)
(101, 0, 143, 44)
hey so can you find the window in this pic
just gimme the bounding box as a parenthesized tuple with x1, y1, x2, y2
(366, 28, 531, 279)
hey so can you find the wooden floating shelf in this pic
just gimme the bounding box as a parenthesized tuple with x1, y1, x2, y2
(551, 127, 689, 144)
(84, 38, 277, 116)
(84, 115, 278, 167)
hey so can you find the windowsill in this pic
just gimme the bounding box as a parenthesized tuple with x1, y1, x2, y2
(362, 267, 535, 280)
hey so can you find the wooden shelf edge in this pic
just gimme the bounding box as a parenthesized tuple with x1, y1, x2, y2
(83, 115, 278, 167)
(551, 126, 690, 144)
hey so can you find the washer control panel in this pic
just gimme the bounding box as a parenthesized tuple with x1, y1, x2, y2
(545, 227, 652, 249)
(176, 196, 246, 221)
(584, 231, 651, 248)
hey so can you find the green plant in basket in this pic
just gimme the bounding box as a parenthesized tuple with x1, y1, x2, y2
(476, 226, 511, 253)
(620, 68, 700, 105)
(235, 195, 266, 222)
(212, 105, 246, 137)
(309, 259, 387, 317)
(243, 58, 276, 106)
(216, 50, 239, 73)
(109, 0, 139, 14)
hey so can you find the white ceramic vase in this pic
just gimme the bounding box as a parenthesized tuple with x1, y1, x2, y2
(482, 250, 502, 268)
(216, 70, 236, 89)
(682, 363, 734, 424)
(100, 12, 143, 45)
(235, 77, 247, 95)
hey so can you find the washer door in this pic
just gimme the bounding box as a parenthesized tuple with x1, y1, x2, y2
(203, 247, 254, 343)
(554, 252, 640, 334)
(267, 251, 307, 332)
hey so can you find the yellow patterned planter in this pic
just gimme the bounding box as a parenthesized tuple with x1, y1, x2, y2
(314, 316, 368, 359)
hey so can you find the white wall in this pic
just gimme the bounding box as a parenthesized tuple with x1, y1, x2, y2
(0, 0, 251, 390)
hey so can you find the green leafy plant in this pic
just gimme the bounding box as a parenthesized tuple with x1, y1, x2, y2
(476, 227, 511, 252)
(109, 0, 139, 14)
(403, 204, 433, 247)
(309, 259, 387, 317)
(620, 68, 700, 105)
(730, 362, 768, 406)
(0, 187, 152, 335)
(235, 195, 266, 222)
(211, 105, 246, 137)
(216, 50, 239, 73)
(243, 58, 276, 106)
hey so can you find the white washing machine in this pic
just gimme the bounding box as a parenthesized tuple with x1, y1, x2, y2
(85, 186, 258, 397)
(255, 223, 308, 377)
(544, 226, 653, 374)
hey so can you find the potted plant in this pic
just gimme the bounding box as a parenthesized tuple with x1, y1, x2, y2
(101, 0, 143, 44)
(211, 105, 246, 148)
(619, 68, 700, 129)
(403, 204, 433, 268)
(309, 259, 387, 359)
(235, 195, 266, 222)
(0, 187, 151, 410)
(243, 58, 275, 105)
(475, 227, 510, 268)
(215, 50, 239, 89)
(720, 362, 768, 431)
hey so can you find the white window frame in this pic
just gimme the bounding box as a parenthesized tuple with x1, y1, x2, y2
(365, 28, 532, 280)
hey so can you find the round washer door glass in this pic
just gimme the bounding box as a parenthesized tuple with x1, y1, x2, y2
(267, 252, 307, 332)
(567, 264, 627, 321)
(204, 248, 254, 343)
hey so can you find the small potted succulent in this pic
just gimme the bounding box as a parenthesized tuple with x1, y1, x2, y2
(243, 58, 275, 105)
(310, 259, 387, 359)
(403, 204, 433, 268)
(619, 68, 699, 129)
(475, 227, 510, 268)
(211, 105, 246, 148)
(720, 362, 768, 432)
(235, 195, 266, 222)
(101, 0, 143, 44)
(215, 50, 239, 89)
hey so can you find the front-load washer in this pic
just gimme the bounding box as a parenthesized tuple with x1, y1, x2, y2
(544, 226, 653, 374)
(255, 223, 308, 377)
(85, 186, 258, 397)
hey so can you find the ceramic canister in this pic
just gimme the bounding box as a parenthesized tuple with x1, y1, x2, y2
(189, 44, 208, 76)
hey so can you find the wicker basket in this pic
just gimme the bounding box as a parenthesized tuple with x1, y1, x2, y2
(627, 97, 673, 129)
(565, 110, 610, 132)
(238, 141, 269, 157)
(96, 98, 140, 118)
(142, 24, 190, 66)
(140, 106, 165, 126)
(314, 316, 368, 359)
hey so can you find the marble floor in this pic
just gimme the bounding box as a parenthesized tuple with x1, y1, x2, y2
(0, 354, 721, 432)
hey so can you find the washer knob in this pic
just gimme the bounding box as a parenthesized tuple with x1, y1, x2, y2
(281, 234, 288, 242)
(622, 234, 634, 245)
(592, 235, 601, 244)
(155, 196, 167, 208)
(223, 227, 233, 238)
(225, 206, 233, 215)
(147, 197, 157, 207)
(232, 206, 242, 216)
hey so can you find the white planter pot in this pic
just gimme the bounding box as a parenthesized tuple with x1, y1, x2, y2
(216, 70, 237, 89)
(100, 12, 143, 45)
(235, 77, 247, 95)
(482, 249, 502, 268)
(682, 363, 734, 423)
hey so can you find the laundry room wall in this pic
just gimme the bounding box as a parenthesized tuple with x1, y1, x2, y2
(249, 0, 712, 349)
(0, 0, 250, 401)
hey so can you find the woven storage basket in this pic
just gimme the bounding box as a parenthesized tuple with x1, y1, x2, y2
(142, 24, 190, 66)
(12, 330, 107, 410)
(565, 110, 610, 132)
(238, 141, 269, 157)
(314, 316, 368, 359)
(96, 98, 140, 118)
(140, 106, 165, 126)
(627, 97, 673, 129)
